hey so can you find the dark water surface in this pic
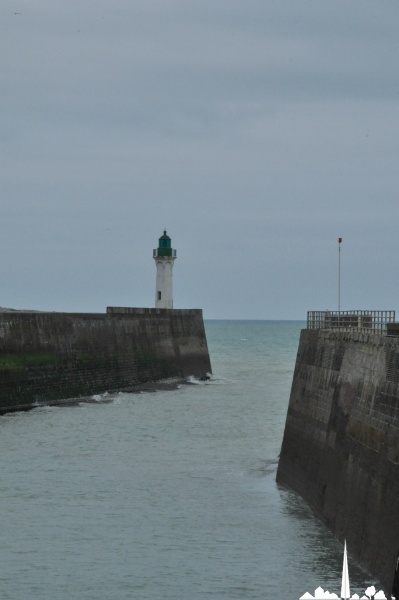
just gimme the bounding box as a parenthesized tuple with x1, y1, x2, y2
(0, 321, 372, 599)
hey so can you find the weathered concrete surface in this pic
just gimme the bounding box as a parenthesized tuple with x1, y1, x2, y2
(276, 328, 399, 594)
(0, 307, 211, 413)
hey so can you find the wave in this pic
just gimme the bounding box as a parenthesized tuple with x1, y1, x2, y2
(249, 458, 279, 477)
(90, 392, 110, 402)
(185, 373, 233, 387)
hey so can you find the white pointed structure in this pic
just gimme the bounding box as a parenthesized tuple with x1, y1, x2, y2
(341, 540, 351, 600)
(153, 230, 176, 309)
(299, 541, 393, 600)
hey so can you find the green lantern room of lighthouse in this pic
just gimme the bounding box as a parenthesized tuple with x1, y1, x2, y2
(153, 231, 177, 258)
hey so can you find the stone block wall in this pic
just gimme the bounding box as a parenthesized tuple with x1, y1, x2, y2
(0, 308, 211, 413)
(276, 328, 399, 594)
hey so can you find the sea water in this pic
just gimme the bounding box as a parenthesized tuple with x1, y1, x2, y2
(0, 320, 372, 600)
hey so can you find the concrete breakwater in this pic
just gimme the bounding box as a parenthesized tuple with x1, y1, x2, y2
(276, 327, 399, 595)
(0, 307, 211, 413)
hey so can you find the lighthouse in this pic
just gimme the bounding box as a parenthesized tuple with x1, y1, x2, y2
(153, 231, 177, 309)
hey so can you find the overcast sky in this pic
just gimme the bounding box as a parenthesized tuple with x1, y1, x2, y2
(2, 0, 399, 319)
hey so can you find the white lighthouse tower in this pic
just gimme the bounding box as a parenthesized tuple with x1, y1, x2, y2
(153, 230, 176, 309)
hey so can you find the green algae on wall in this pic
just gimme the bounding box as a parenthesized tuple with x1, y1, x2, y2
(0, 307, 212, 413)
(0, 353, 60, 370)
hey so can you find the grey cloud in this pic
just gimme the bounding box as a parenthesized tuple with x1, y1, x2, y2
(1, 0, 399, 318)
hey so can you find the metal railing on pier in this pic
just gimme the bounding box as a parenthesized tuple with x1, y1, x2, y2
(307, 310, 396, 333)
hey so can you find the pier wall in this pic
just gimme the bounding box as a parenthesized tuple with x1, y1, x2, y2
(0, 308, 211, 413)
(276, 328, 399, 593)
